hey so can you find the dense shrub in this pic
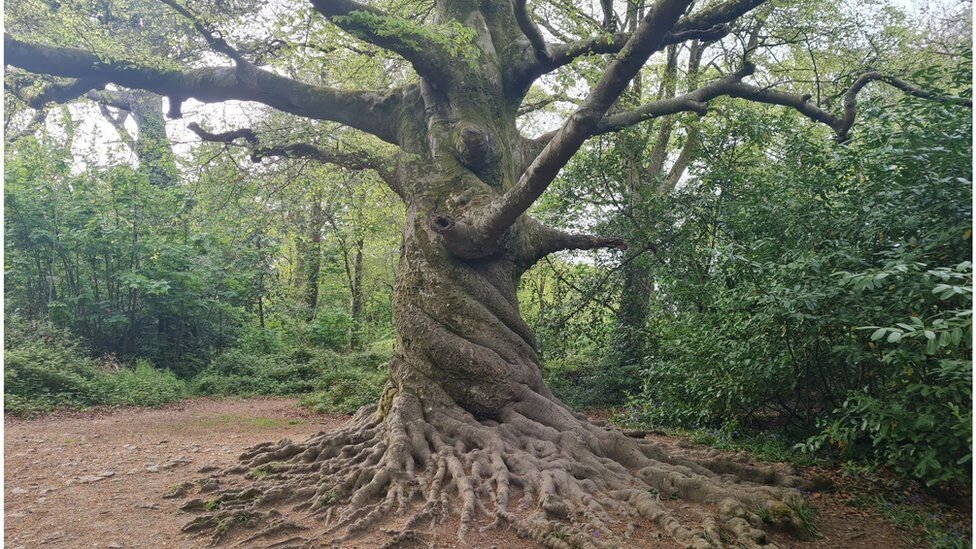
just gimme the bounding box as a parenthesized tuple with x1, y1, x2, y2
(306, 307, 353, 350)
(4, 317, 187, 416)
(190, 346, 389, 413)
(800, 262, 972, 485)
(611, 59, 972, 487)
(299, 367, 387, 414)
(542, 346, 639, 410)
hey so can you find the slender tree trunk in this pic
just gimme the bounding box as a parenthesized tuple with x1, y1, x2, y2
(256, 234, 266, 330)
(349, 237, 365, 350)
(304, 195, 324, 319)
(613, 41, 702, 371)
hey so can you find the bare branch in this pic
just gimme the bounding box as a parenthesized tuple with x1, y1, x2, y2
(541, 0, 767, 72)
(597, 64, 972, 142)
(836, 72, 973, 141)
(458, 0, 694, 245)
(517, 218, 627, 268)
(543, 24, 728, 75)
(157, 0, 250, 65)
(5, 33, 405, 144)
(514, 0, 551, 63)
(187, 122, 400, 195)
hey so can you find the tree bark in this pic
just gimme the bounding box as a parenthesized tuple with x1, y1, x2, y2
(349, 237, 365, 350)
(304, 195, 324, 318)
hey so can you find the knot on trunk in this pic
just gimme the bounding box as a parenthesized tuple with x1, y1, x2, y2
(452, 124, 498, 172)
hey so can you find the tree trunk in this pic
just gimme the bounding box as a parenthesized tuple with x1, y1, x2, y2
(187, 32, 809, 529)
(615, 255, 653, 367)
(613, 41, 702, 373)
(189, 159, 808, 549)
(9, 4, 967, 542)
(349, 237, 365, 350)
(388, 207, 551, 417)
(304, 196, 324, 318)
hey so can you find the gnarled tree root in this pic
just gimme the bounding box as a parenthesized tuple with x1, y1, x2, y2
(179, 389, 814, 548)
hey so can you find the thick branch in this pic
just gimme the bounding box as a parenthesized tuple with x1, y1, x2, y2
(597, 65, 973, 141)
(646, 45, 680, 177)
(187, 122, 399, 194)
(466, 0, 694, 245)
(26, 77, 106, 108)
(514, 0, 551, 63)
(309, 0, 449, 80)
(87, 89, 132, 111)
(5, 34, 405, 145)
(516, 217, 626, 268)
(659, 123, 699, 193)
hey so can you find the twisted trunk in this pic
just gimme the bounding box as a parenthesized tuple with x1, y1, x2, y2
(178, 154, 810, 549)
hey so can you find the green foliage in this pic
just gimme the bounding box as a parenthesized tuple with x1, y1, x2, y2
(190, 346, 389, 414)
(307, 307, 353, 351)
(4, 316, 186, 416)
(4, 136, 253, 374)
(800, 262, 972, 485)
(527, 52, 972, 489)
(626, 64, 972, 486)
(870, 496, 971, 549)
(298, 366, 387, 415)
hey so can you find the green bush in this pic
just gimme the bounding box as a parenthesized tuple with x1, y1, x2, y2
(4, 317, 187, 416)
(99, 359, 187, 407)
(800, 263, 972, 486)
(190, 346, 390, 414)
(307, 307, 352, 350)
(299, 366, 387, 414)
(543, 348, 639, 410)
(615, 58, 972, 488)
(5, 339, 105, 414)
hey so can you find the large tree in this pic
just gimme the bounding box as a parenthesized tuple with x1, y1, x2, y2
(5, 0, 970, 545)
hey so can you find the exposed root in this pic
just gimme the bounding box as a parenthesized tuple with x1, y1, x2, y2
(178, 389, 814, 548)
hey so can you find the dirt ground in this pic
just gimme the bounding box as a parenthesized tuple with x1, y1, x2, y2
(5, 397, 909, 548)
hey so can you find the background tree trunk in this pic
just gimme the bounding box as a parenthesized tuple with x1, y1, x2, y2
(350, 237, 365, 350)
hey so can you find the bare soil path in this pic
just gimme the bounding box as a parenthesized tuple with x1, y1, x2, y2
(5, 397, 907, 548)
